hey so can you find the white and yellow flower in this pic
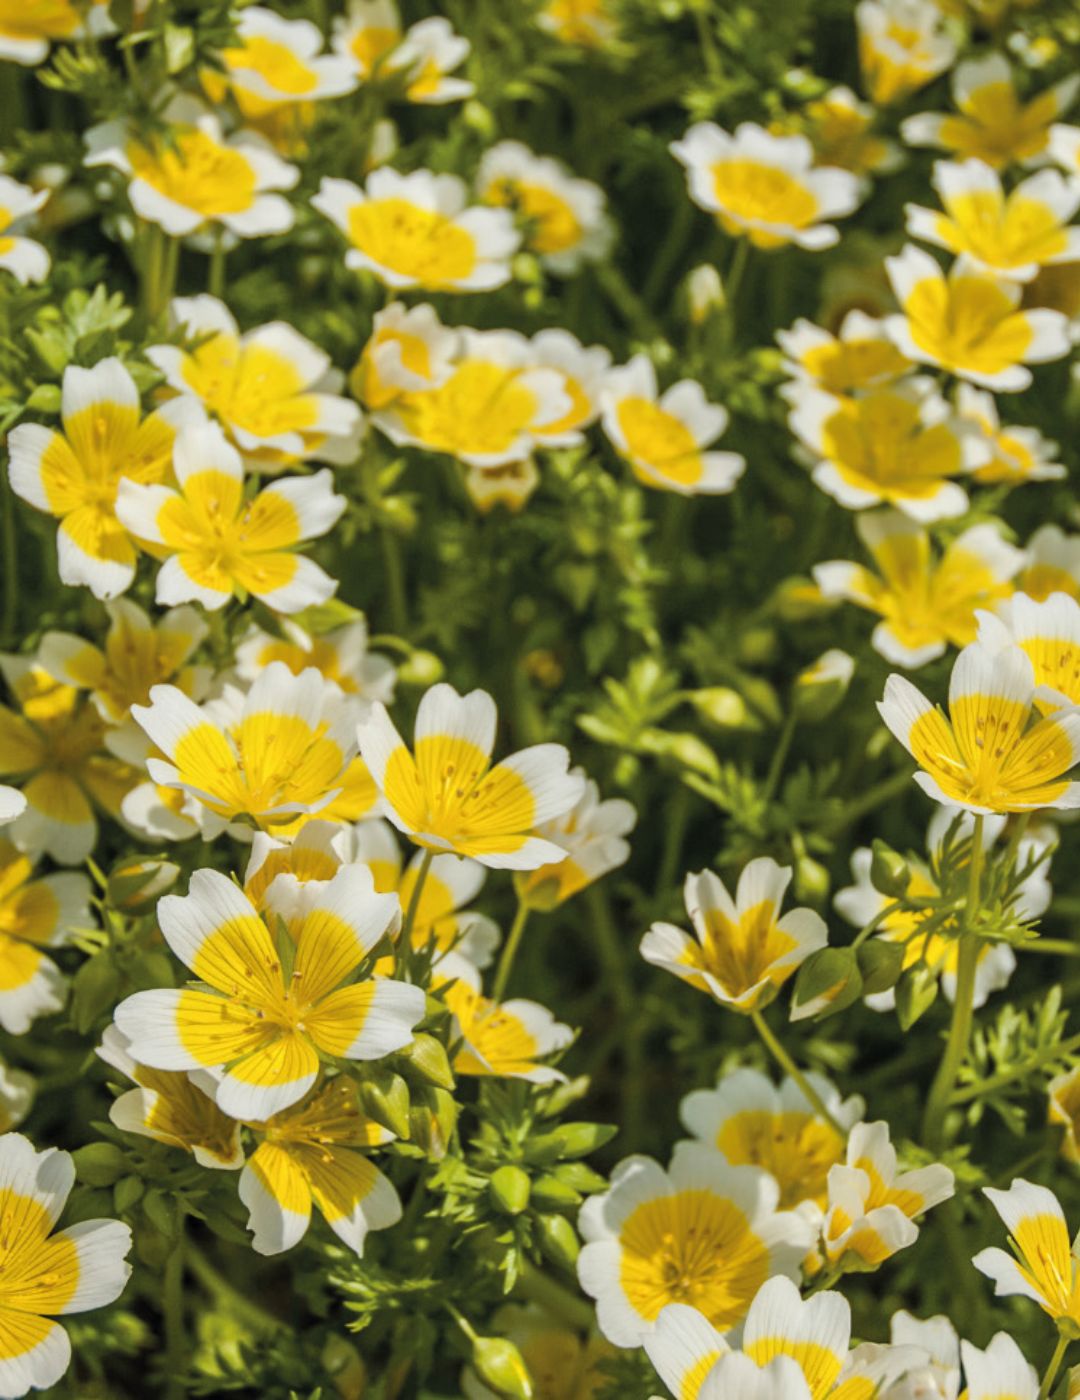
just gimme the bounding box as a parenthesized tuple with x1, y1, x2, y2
(0, 658, 136, 865)
(955, 384, 1065, 486)
(0, 176, 49, 285)
(906, 160, 1080, 282)
(680, 1068, 864, 1213)
(960, 1335, 1037, 1400)
(331, 0, 403, 80)
(878, 639, 1080, 812)
(601, 355, 745, 496)
(884, 244, 1072, 391)
(132, 662, 371, 839)
(96, 1024, 244, 1170)
(901, 53, 1079, 170)
(671, 122, 860, 250)
(976, 590, 1080, 712)
(462, 1305, 614, 1400)
(814, 509, 1023, 667)
(973, 1178, 1080, 1331)
(476, 141, 612, 275)
(312, 168, 519, 292)
(234, 618, 396, 711)
(577, 1142, 814, 1347)
(37, 599, 209, 750)
(515, 769, 635, 910)
(803, 86, 902, 180)
(640, 859, 827, 1013)
(438, 954, 573, 1083)
(855, 0, 956, 106)
(1048, 1065, 1080, 1164)
(348, 301, 459, 411)
(147, 295, 362, 472)
(115, 422, 346, 613)
(822, 1121, 955, 1269)
(529, 330, 613, 444)
(777, 311, 911, 398)
(0, 839, 91, 1034)
(202, 5, 356, 133)
(84, 101, 299, 239)
(884, 1311, 960, 1400)
(0, 1132, 131, 1399)
(0, 1060, 33, 1132)
(114, 865, 422, 1120)
(240, 1078, 399, 1256)
(391, 17, 474, 104)
(371, 330, 572, 468)
(7, 356, 202, 600)
(1020, 526, 1080, 603)
(1049, 125, 1080, 179)
(359, 683, 583, 870)
(537, 0, 618, 48)
(788, 377, 983, 521)
(0, 0, 112, 66)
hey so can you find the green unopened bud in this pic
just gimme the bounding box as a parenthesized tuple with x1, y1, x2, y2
(530, 1174, 582, 1209)
(72, 1142, 126, 1187)
(358, 1069, 411, 1141)
(895, 962, 939, 1031)
(869, 839, 911, 898)
(471, 1337, 533, 1399)
(397, 1033, 455, 1090)
(641, 729, 720, 781)
(398, 650, 444, 686)
(791, 947, 862, 1021)
(408, 1086, 457, 1160)
(321, 1334, 367, 1400)
(536, 1213, 580, 1271)
(553, 1161, 608, 1194)
(113, 1175, 144, 1213)
(689, 687, 761, 732)
(793, 854, 830, 906)
(738, 626, 778, 666)
(526, 1122, 617, 1164)
(793, 649, 855, 722)
(740, 675, 784, 726)
(857, 938, 906, 995)
(25, 383, 62, 413)
(489, 1165, 531, 1216)
(107, 854, 181, 913)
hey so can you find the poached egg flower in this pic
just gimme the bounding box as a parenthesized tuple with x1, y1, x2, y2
(85, 102, 299, 239)
(115, 422, 346, 614)
(7, 356, 202, 601)
(114, 865, 423, 1120)
(671, 122, 859, 250)
(884, 245, 1072, 391)
(601, 356, 745, 496)
(313, 168, 519, 292)
(358, 683, 584, 869)
(878, 640, 1080, 812)
(855, 0, 955, 105)
(640, 859, 827, 1013)
(0, 176, 49, 284)
(973, 1179, 1080, 1331)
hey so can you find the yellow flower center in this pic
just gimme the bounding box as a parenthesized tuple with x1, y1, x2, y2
(615, 398, 702, 486)
(346, 198, 478, 287)
(179, 335, 319, 441)
(395, 361, 539, 458)
(222, 35, 319, 96)
(127, 129, 258, 218)
(710, 158, 819, 243)
(716, 1109, 845, 1209)
(486, 177, 582, 254)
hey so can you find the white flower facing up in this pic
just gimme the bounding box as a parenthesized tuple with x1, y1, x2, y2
(312, 168, 519, 291)
(671, 122, 860, 250)
(601, 355, 745, 496)
(84, 100, 299, 239)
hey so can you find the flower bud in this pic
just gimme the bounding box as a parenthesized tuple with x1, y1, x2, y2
(791, 947, 862, 1021)
(398, 649, 444, 686)
(107, 854, 181, 913)
(686, 263, 724, 323)
(470, 1337, 534, 1399)
(772, 576, 836, 622)
(358, 1069, 411, 1141)
(690, 687, 761, 732)
(793, 854, 830, 906)
(489, 1165, 531, 1216)
(537, 1076, 591, 1118)
(397, 1033, 455, 1090)
(895, 962, 939, 1031)
(856, 938, 906, 995)
(536, 1213, 580, 1271)
(72, 1142, 126, 1187)
(530, 1173, 583, 1209)
(408, 1086, 458, 1160)
(869, 839, 911, 898)
(525, 1122, 617, 1164)
(793, 649, 855, 722)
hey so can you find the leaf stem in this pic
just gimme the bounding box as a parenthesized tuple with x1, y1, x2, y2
(751, 1008, 846, 1136)
(397, 848, 434, 978)
(1039, 1333, 1069, 1400)
(491, 900, 530, 1003)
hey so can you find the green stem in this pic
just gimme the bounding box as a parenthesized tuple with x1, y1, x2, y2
(922, 814, 985, 1151)
(397, 848, 434, 978)
(586, 883, 645, 1148)
(723, 238, 750, 340)
(1039, 1334, 1069, 1400)
(594, 263, 665, 342)
(1023, 939, 1080, 957)
(186, 1245, 279, 1336)
(762, 711, 797, 806)
(491, 900, 530, 1003)
(163, 1227, 186, 1400)
(805, 1264, 844, 1296)
(0, 464, 16, 647)
(751, 1009, 846, 1135)
(516, 1260, 593, 1331)
(380, 525, 408, 634)
(208, 227, 226, 300)
(655, 783, 692, 898)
